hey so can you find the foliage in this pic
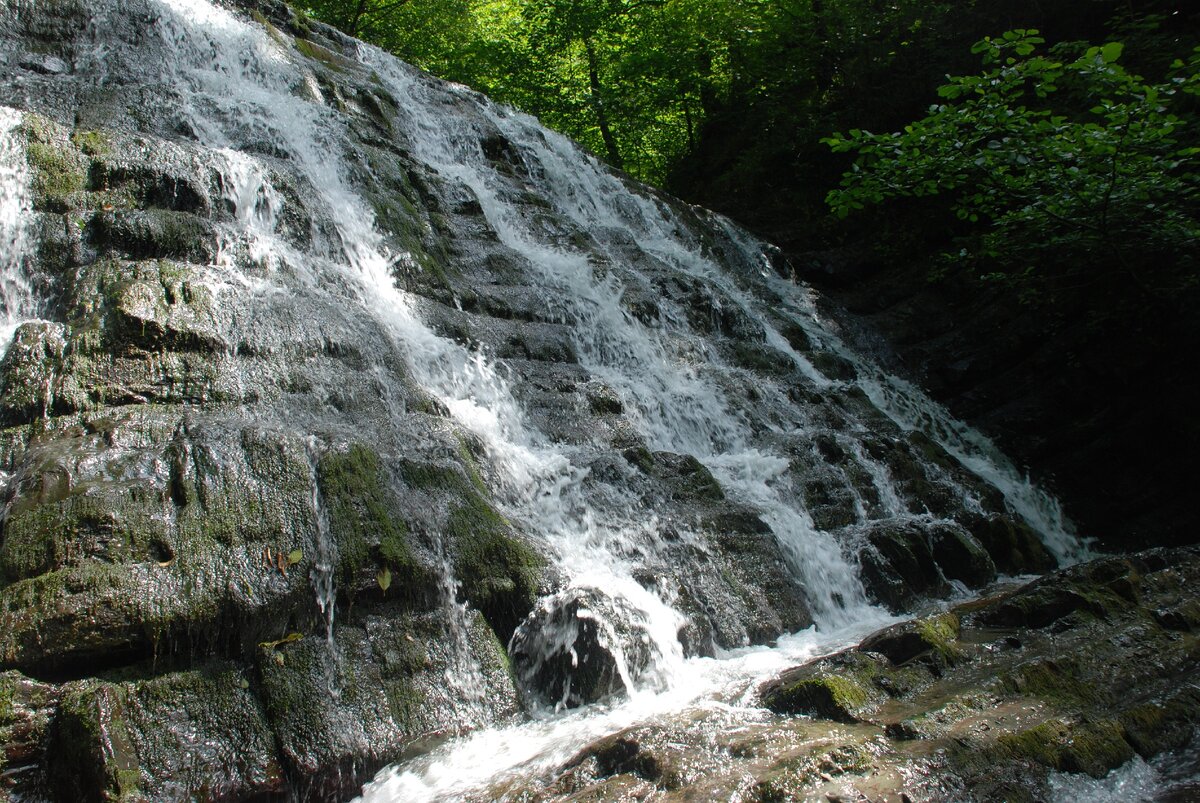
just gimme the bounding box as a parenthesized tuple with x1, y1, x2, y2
(823, 31, 1200, 302)
(299, 0, 811, 182)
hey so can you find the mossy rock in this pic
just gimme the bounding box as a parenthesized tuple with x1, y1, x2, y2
(762, 674, 870, 723)
(626, 450, 724, 502)
(47, 666, 284, 802)
(0, 418, 331, 672)
(976, 583, 1106, 630)
(807, 350, 857, 382)
(397, 453, 545, 641)
(0, 322, 68, 427)
(761, 651, 887, 723)
(254, 611, 519, 797)
(856, 521, 946, 612)
(49, 682, 142, 802)
(318, 444, 430, 598)
(927, 523, 996, 587)
(731, 342, 791, 376)
(991, 717, 1135, 778)
(859, 612, 964, 667)
(22, 117, 88, 212)
(0, 671, 57, 797)
(445, 489, 543, 643)
(800, 475, 859, 530)
(101, 260, 225, 353)
(965, 513, 1057, 575)
(89, 209, 216, 263)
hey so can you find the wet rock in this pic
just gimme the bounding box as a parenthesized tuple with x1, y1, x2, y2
(928, 522, 996, 587)
(0, 322, 67, 424)
(48, 665, 285, 802)
(856, 520, 947, 612)
(397, 457, 545, 642)
(509, 588, 660, 709)
(0, 671, 58, 799)
(18, 54, 69, 75)
(761, 651, 888, 723)
(495, 549, 1177, 801)
(257, 611, 519, 798)
(964, 512, 1057, 575)
(627, 449, 725, 502)
(859, 612, 964, 667)
(0, 0, 1107, 796)
(744, 547, 1200, 801)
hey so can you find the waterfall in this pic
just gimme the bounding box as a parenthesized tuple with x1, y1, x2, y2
(150, 0, 1079, 707)
(0, 106, 35, 357)
(0, 0, 1093, 797)
(367, 63, 873, 630)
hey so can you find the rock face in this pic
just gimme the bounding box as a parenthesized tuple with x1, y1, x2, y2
(507, 547, 1200, 802)
(797, 251, 1199, 553)
(0, 0, 1084, 798)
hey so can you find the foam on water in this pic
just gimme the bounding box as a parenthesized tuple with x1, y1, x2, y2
(357, 610, 896, 802)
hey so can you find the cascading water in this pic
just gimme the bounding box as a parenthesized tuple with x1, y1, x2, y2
(0, 106, 35, 357)
(154, 0, 1073, 777)
(0, 0, 1100, 798)
(370, 63, 872, 633)
(713, 219, 1090, 564)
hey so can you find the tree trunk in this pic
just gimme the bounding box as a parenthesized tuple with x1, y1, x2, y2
(348, 0, 370, 37)
(584, 39, 624, 170)
(682, 92, 695, 151)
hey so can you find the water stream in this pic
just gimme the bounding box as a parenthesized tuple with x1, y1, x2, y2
(0, 0, 1094, 797)
(0, 105, 36, 357)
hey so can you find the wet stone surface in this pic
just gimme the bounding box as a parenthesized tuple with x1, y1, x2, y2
(0, 0, 1140, 799)
(486, 548, 1200, 802)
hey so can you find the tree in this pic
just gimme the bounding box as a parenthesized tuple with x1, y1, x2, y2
(822, 31, 1200, 303)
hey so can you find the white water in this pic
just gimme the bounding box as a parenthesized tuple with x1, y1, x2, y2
(1046, 735, 1200, 803)
(359, 611, 896, 801)
(370, 64, 873, 629)
(0, 106, 35, 357)
(710, 219, 1090, 565)
(9, 0, 1091, 797)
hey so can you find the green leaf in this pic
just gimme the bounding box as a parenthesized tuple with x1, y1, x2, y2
(1100, 42, 1124, 64)
(377, 566, 393, 592)
(288, 549, 303, 565)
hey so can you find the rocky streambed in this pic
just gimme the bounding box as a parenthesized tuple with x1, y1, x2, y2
(460, 547, 1200, 802)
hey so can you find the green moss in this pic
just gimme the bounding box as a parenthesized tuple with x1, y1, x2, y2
(71, 129, 111, 157)
(446, 490, 543, 642)
(294, 37, 350, 71)
(26, 140, 87, 208)
(673, 455, 724, 501)
(767, 674, 870, 723)
(455, 437, 491, 496)
(289, 7, 313, 35)
(399, 459, 466, 491)
(0, 674, 13, 723)
(384, 676, 425, 725)
(1117, 689, 1200, 756)
(994, 717, 1134, 777)
(999, 658, 1097, 706)
(916, 613, 965, 664)
(51, 683, 143, 801)
(91, 208, 214, 262)
(0, 491, 170, 584)
(319, 445, 422, 593)
(622, 445, 655, 473)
